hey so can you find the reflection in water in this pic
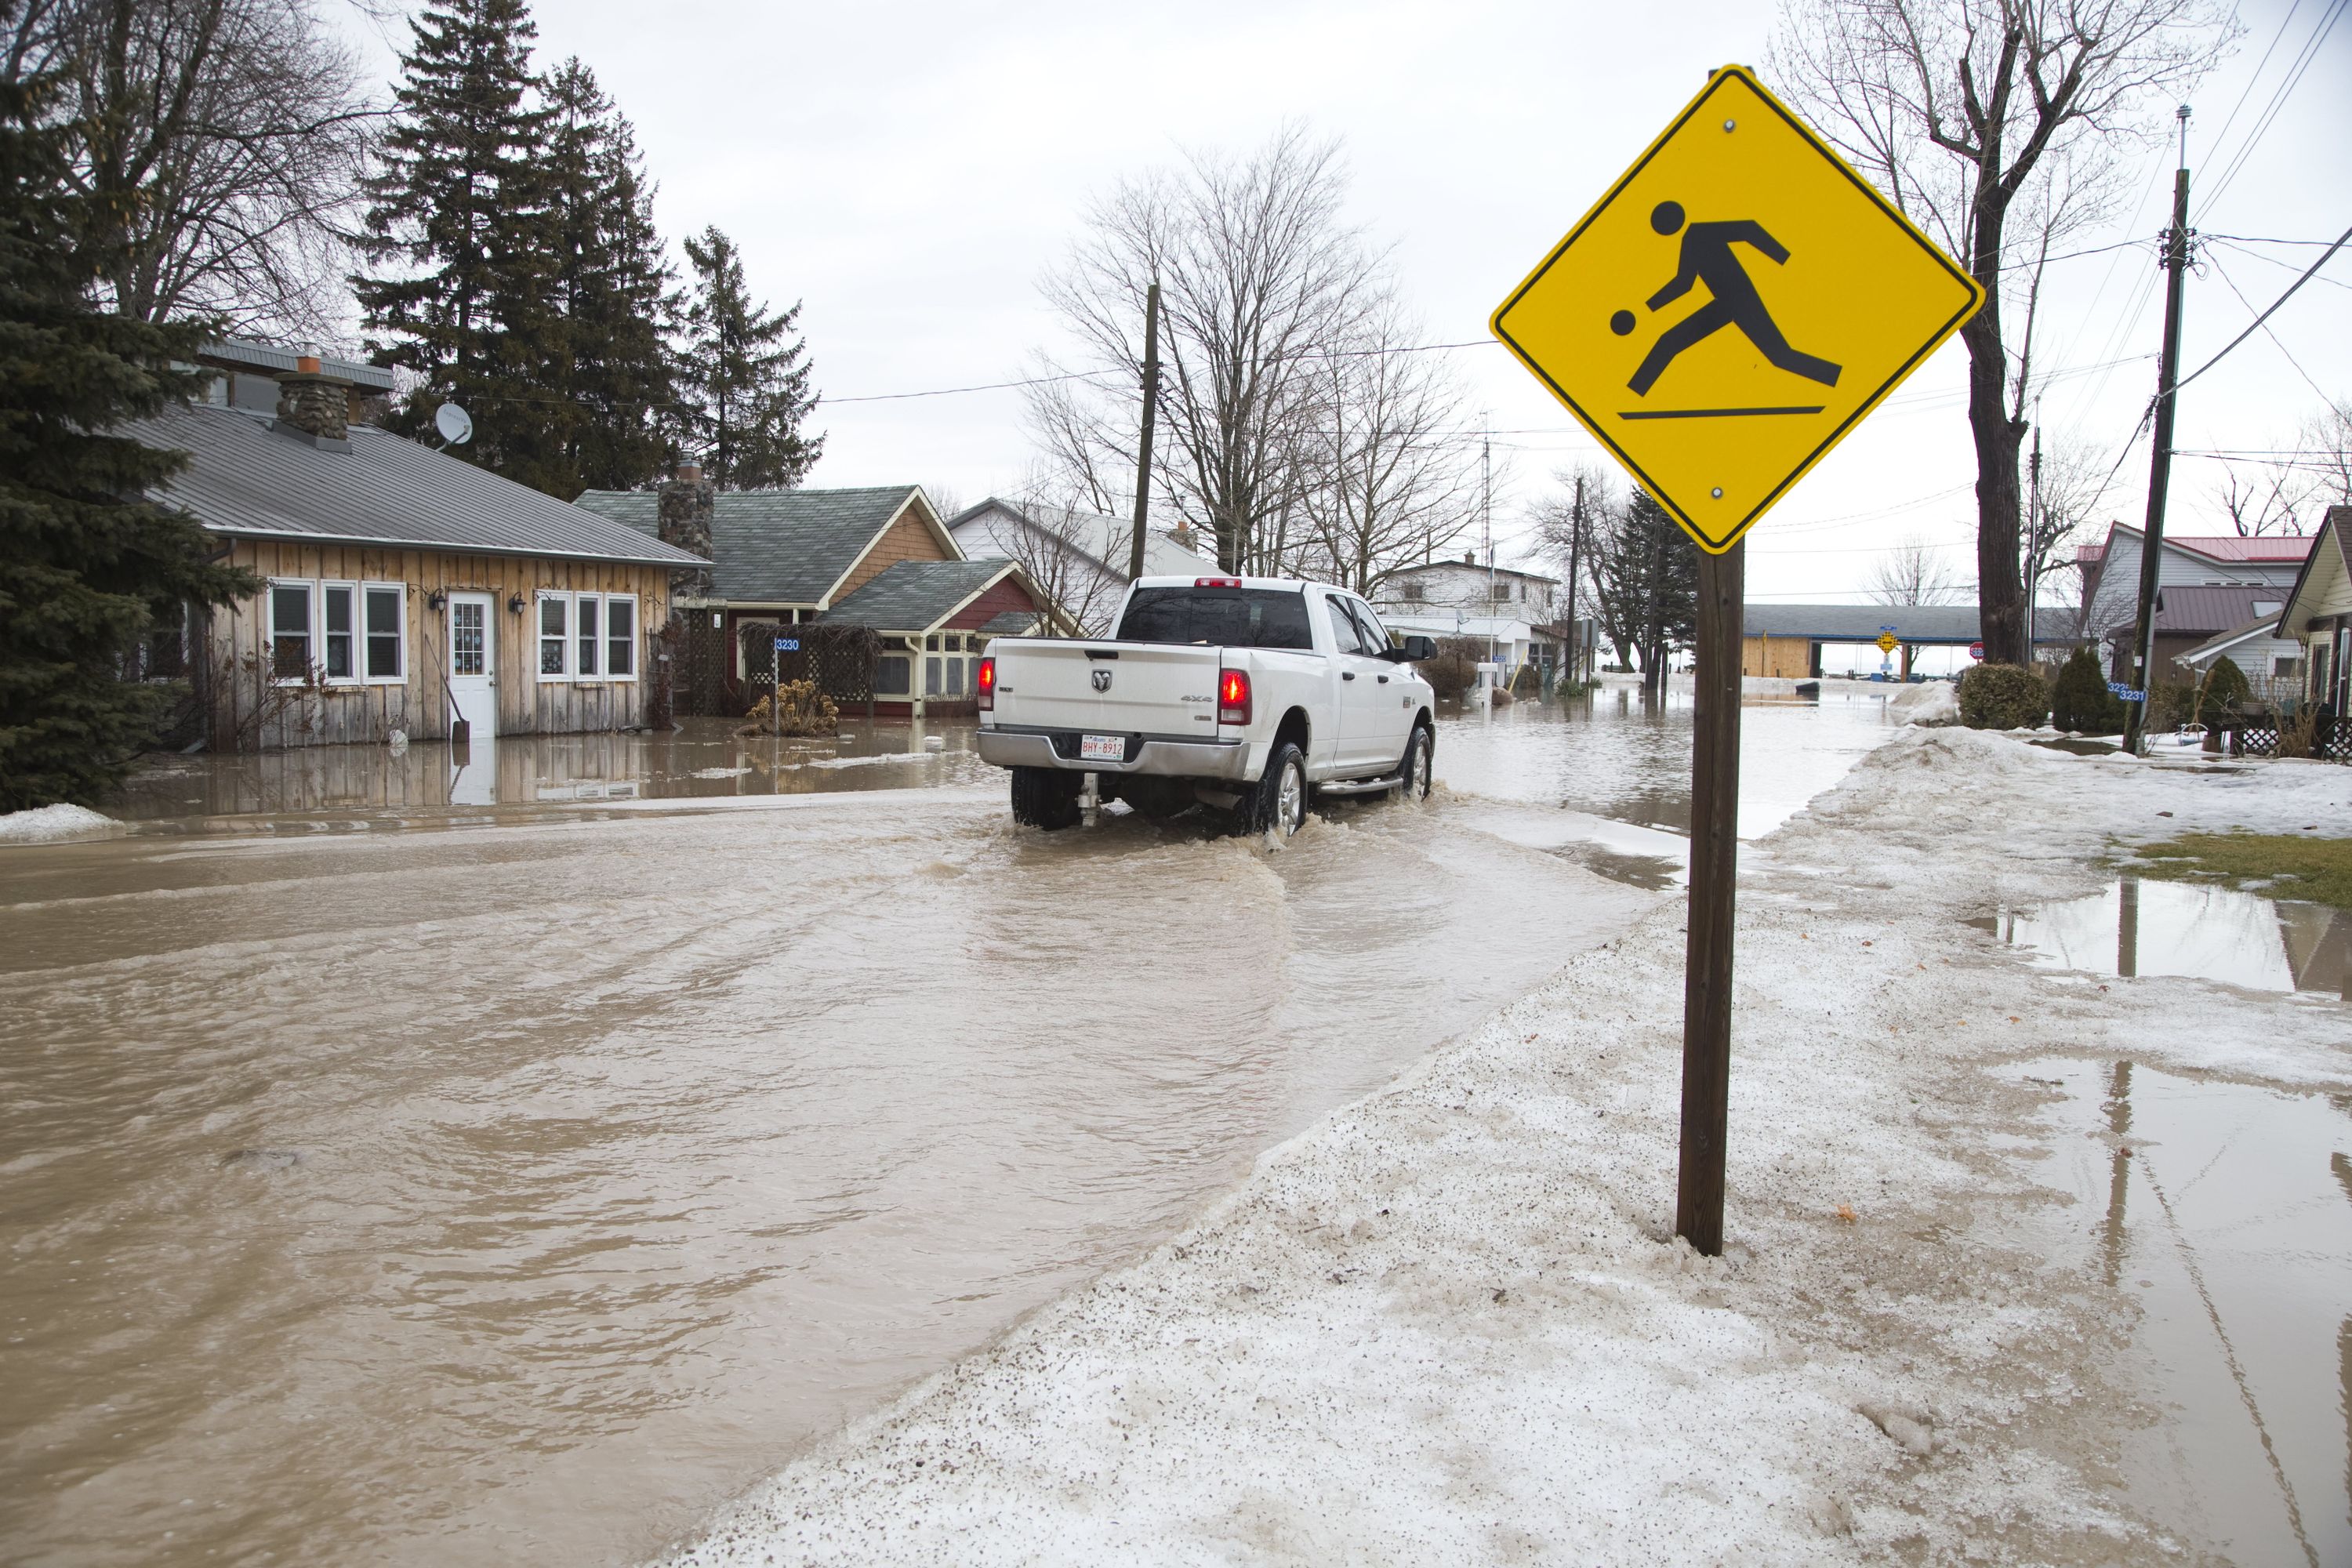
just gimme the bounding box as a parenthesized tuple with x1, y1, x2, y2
(2014, 1059, 2352, 1566)
(1970, 877, 2349, 993)
(110, 718, 991, 825)
(1432, 688, 1896, 841)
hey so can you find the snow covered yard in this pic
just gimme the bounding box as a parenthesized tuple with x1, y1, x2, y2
(664, 731, 2351, 1566)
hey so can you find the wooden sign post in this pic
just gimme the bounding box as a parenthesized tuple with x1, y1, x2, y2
(1489, 65, 1982, 1254)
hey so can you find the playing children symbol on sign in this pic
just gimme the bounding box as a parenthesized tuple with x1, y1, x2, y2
(1491, 66, 1983, 554)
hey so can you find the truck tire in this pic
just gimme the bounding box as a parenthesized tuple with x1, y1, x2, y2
(1399, 721, 1433, 800)
(1245, 741, 1308, 838)
(1010, 766, 1081, 830)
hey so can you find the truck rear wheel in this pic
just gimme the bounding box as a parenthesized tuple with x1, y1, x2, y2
(1010, 766, 1081, 830)
(1244, 742, 1308, 838)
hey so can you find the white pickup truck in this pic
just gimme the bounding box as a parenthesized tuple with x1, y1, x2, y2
(975, 574, 1440, 835)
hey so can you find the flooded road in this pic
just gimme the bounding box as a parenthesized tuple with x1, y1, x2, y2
(2004, 1058, 2352, 1567)
(1, 698, 1895, 1566)
(1971, 876, 2351, 994)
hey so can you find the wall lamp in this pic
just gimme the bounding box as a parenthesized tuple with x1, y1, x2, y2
(426, 590, 446, 611)
(507, 595, 527, 615)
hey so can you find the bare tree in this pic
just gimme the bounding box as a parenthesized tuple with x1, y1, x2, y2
(983, 484, 1134, 639)
(8, 0, 377, 339)
(1028, 123, 1382, 575)
(1295, 296, 1479, 595)
(2026, 430, 2114, 635)
(1771, 0, 2231, 665)
(2213, 399, 2352, 535)
(1870, 535, 1969, 604)
(2303, 399, 2352, 513)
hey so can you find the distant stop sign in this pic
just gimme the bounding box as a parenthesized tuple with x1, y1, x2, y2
(1968, 641, 1984, 661)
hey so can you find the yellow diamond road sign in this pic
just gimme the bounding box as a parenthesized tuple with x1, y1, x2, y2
(1876, 632, 1900, 654)
(1492, 66, 1984, 554)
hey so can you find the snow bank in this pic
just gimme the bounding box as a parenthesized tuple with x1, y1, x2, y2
(659, 727, 2348, 1566)
(0, 803, 122, 844)
(1886, 681, 1958, 725)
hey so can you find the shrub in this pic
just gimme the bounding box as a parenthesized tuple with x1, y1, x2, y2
(1957, 662, 2049, 729)
(2049, 645, 2126, 734)
(2200, 654, 2251, 716)
(736, 679, 839, 736)
(1423, 636, 1484, 701)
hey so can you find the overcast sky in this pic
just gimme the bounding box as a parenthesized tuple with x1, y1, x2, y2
(346, 0, 2348, 603)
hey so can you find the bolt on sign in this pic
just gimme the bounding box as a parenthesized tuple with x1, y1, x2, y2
(1490, 65, 1983, 554)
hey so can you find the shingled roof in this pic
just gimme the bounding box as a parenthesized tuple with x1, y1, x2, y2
(818, 559, 1013, 631)
(572, 485, 936, 604)
(128, 403, 705, 566)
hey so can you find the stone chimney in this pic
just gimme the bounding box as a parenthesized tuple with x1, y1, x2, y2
(1463, 550, 1475, 567)
(274, 351, 350, 448)
(658, 461, 716, 602)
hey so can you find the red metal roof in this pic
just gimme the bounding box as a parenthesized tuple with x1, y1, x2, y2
(2165, 535, 2314, 562)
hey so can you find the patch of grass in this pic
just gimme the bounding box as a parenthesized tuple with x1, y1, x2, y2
(2131, 831, 2352, 909)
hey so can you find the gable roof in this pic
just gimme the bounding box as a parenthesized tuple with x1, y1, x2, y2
(572, 485, 949, 604)
(817, 559, 1015, 632)
(2180, 615, 2299, 666)
(2272, 506, 2352, 637)
(129, 403, 705, 566)
(2085, 521, 2315, 572)
(946, 498, 1206, 580)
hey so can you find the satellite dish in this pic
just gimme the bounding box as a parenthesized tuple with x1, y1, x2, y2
(434, 402, 474, 446)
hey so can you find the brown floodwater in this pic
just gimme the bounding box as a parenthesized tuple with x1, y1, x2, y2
(0, 701, 1895, 1566)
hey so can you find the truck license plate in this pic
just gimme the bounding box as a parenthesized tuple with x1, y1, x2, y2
(1080, 733, 1126, 763)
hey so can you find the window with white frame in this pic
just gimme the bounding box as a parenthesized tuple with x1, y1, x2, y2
(540, 596, 568, 676)
(537, 591, 638, 681)
(321, 581, 357, 680)
(270, 581, 312, 680)
(269, 578, 407, 684)
(364, 585, 404, 680)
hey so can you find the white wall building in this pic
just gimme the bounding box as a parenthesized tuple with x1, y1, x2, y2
(1372, 556, 1569, 681)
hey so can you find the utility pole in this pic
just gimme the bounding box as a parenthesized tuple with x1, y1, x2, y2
(2024, 401, 2042, 669)
(1127, 280, 1161, 584)
(1566, 472, 1586, 686)
(1483, 431, 1497, 673)
(2123, 107, 2193, 755)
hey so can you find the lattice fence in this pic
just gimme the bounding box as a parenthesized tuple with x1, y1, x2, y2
(737, 622, 881, 710)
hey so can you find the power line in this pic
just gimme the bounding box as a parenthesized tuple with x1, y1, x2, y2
(2196, 0, 2348, 220)
(2201, 250, 2339, 406)
(2172, 220, 2352, 394)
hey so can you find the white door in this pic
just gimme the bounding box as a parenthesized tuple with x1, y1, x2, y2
(1321, 592, 1389, 773)
(448, 592, 497, 741)
(1348, 595, 1417, 767)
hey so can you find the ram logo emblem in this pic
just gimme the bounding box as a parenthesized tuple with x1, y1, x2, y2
(1091, 667, 1113, 693)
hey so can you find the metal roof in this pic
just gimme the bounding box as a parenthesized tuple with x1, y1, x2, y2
(2154, 584, 2285, 633)
(2180, 615, 2299, 664)
(198, 338, 397, 392)
(573, 486, 927, 603)
(129, 403, 705, 566)
(817, 560, 1011, 631)
(1743, 604, 1986, 642)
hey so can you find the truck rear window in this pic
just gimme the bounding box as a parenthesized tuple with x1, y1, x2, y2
(1117, 587, 1313, 649)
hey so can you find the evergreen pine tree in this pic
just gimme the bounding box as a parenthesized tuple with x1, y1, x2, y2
(0, 63, 255, 809)
(352, 0, 554, 481)
(677, 227, 822, 489)
(533, 58, 673, 498)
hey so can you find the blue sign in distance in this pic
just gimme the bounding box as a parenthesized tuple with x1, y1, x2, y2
(774, 637, 800, 652)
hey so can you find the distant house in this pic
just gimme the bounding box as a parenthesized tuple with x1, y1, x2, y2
(573, 478, 1067, 716)
(130, 342, 706, 751)
(946, 499, 1207, 634)
(2075, 524, 2310, 679)
(1373, 556, 1569, 679)
(2269, 506, 2352, 711)
(2178, 616, 2303, 708)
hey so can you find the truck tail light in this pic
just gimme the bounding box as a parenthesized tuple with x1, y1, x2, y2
(1196, 576, 1243, 588)
(1218, 667, 1251, 726)
(975, 655, 996, 711)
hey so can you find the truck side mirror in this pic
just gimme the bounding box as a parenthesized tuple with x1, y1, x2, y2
(1395, 635, 1439, 662)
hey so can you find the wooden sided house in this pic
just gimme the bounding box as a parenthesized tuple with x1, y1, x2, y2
(573, 477, 1068, 717)
(129, 341, 708, 750)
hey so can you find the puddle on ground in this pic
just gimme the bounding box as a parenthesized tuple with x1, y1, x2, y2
(1967, 877, 2350, 993)
(2000, 1058, 2352, 1567)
